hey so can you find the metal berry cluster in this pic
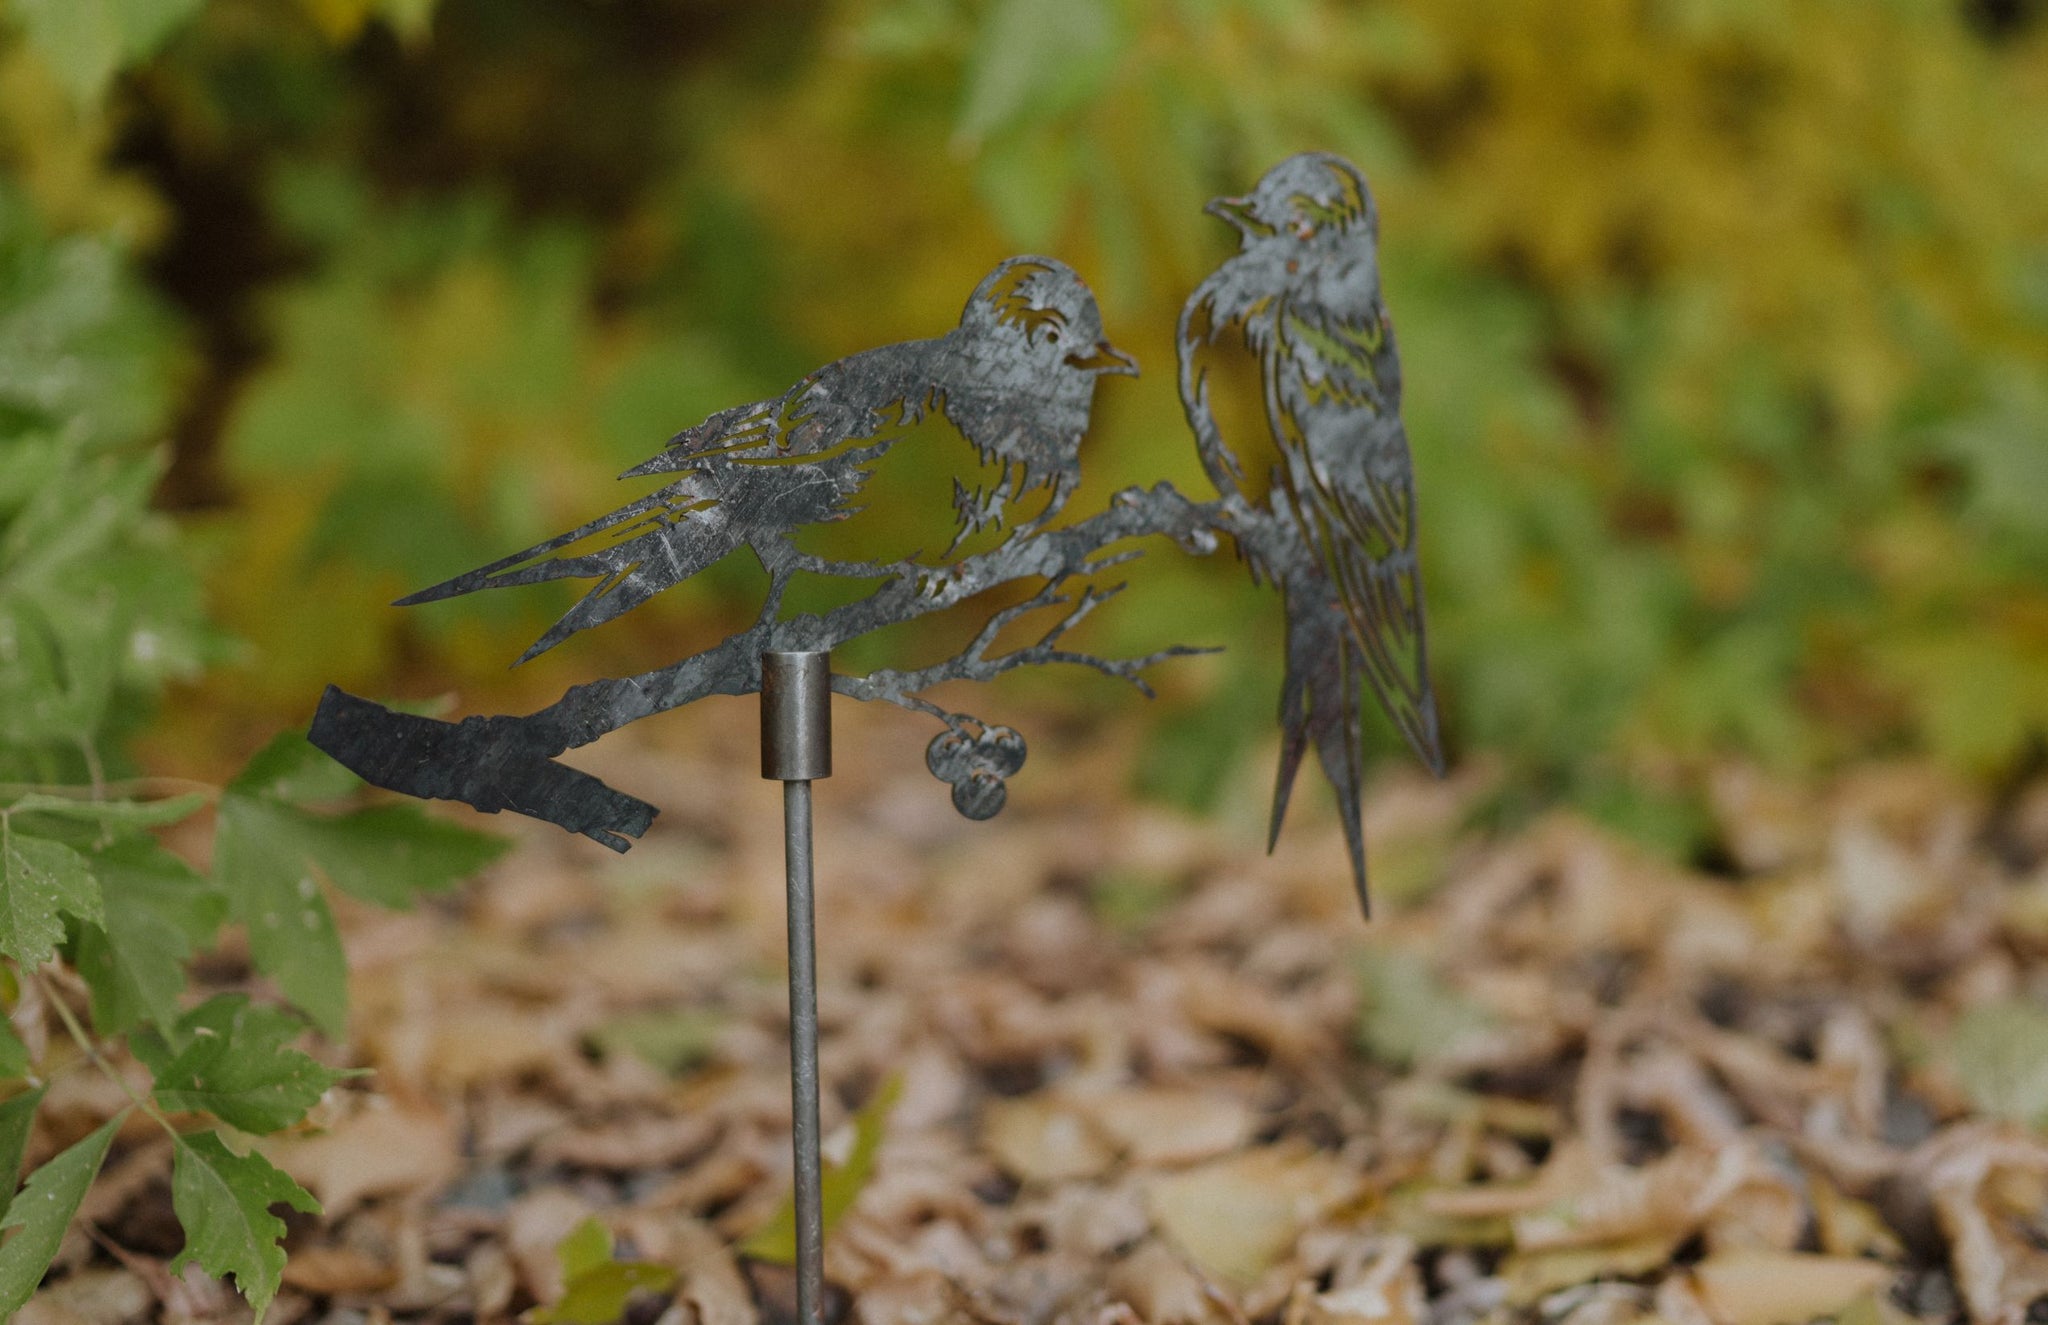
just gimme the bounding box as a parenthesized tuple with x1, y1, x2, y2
(924, 724, 1028, 820)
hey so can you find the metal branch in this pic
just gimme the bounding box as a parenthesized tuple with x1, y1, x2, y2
(309, 481, 1233, 847)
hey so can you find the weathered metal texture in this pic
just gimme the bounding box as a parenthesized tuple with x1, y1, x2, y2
(1176, 152, 1443, 915)
(307, 153, 1442, 917)
(760, 651, 833, 783)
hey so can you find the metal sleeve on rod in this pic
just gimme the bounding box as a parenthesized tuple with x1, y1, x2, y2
(761, 651, 833, 782)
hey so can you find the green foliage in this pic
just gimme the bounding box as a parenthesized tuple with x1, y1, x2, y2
(743, 1074, 902, 1265)
(0, 1087, 46, 1220)
(141, 995, 351, 1130)
(0, 180, 500, 1316)
(1, 0, 2015, 860)
(0, 825, 101, 968)
(214, 734, 509, 1034)
(530, 1218, 678, 1325)
(0, 1116, 119, 1319)
(168, 1132, 320, 1322)
(6, 0, 204, 103)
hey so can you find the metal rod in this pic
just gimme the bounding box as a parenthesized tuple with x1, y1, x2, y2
(782, 778, 824, 1325)
(760, 650, 832, 1325)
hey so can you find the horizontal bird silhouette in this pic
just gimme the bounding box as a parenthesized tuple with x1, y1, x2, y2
(399, 256, 1136, 662)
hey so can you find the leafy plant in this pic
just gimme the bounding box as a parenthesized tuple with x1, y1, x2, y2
(0, 189, 503, 1317)
(530, 1218, 678, 1325)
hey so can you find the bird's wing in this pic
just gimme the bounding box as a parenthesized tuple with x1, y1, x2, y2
(1176, 272, 1274, 503)
(394, 473, 743, 663)
(627, 340, 940, 477)
(1269, 304, 1444, 775)
(398, 340, 946, 661)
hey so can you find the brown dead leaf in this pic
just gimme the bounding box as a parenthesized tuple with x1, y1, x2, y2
(1917, 1123, 2048, 1324)
(852, 1269, 963, 1325)
(1499, 1236, 1675, 1307)
(465, 1242, 517, 1320)
(1810, 1175, 1903, 1260)
(1147, 1145, 1350, 1289)
(534, 1111, 720, 1171)
(1688, 1251, 1891, 1325)
(17, 1269, 154, 1325)
(279, 1246, 398, 1296)
(983, 1095, 1116, 1185)
(1283, 1240, 1425, 1324)
(259, 1100, 458, 1217)
(1082, 1088, 1253, 1168)
(1107, 1242, 1234, 1325)
(671, 1216, 758, 1325)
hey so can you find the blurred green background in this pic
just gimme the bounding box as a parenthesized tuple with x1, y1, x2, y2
(3, 0, 2045, 853)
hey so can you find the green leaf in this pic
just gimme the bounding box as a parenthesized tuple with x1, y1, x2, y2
(0, 824, 103, 968)
(1354, 948, 1495, 1070)
(530, 1218, 677, 1325)
(295, 804, 507, 909)
(169, 1131, 320, 1324)
(212, 755, 502, 1033)
(1950, 1001, 2048, 1131)
(149, 995, 345, 1132)
(557, 1217, 612, 1279)
(8, 0, 206, 104)
(0, 1088, 48, 1223)
(6, 792, 210, 832)
(72, 839, 227, 1036)
(742, 1074, 901, 1264)
(213, 795, 348, 1037)
(0, 1019, 29, 1080)
(0, 1115, 120, 1318)
(228, 733, 360, 806)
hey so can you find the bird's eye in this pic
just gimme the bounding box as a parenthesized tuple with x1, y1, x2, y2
(1045, 330, 1059, 343)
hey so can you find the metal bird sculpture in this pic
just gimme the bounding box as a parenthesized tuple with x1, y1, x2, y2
(308, 153, 1440, 910)
(397, 255, 1136, 664)
(306, 169, 1439, 1325)
(309, 253, 1196, 850)
(1176, 151, 1444, 915)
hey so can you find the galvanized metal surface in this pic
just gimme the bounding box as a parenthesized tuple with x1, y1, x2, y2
(1177, 152, 1442, 915)
(308, 152, 1441, 917)
(759, 648, 832, 1324)
(761, 651, 834, 783)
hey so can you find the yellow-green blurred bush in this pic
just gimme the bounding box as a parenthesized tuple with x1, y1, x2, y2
(3, 0, 2044, 843)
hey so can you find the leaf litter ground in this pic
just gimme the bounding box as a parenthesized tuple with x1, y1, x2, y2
(21, 704, 2048, 1325)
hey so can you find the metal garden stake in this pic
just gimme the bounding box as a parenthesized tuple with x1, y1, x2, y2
(759, 650, 831, 1324)
(307, 152, 1442, 1321)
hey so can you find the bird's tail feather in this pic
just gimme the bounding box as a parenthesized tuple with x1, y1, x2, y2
(395, 482, 694, 606)
(1267, 591, 1373, 917)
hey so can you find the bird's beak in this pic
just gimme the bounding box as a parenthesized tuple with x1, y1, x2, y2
(1066, 341, 1139, 377)
(1204, 194, 1264, 236)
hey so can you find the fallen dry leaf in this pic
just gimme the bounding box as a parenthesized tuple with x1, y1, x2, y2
(1147, 1145, 1350, 1288)
(982, 1094, 1117, 1185)
(259, 1099, 458, 1217)
(1688, 1250, 1891, 1325)
(1081, 1087, 1253, 1167)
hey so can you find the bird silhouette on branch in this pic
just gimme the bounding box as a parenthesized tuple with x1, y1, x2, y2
(310, 153, 1445, 915)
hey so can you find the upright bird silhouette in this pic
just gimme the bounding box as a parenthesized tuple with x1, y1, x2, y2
(1176, 152, 1444, 915)
(399, 256, 1136, 662)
